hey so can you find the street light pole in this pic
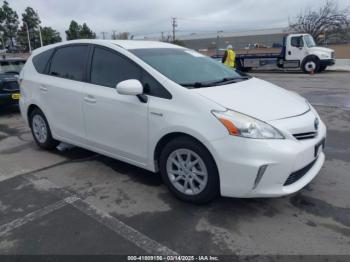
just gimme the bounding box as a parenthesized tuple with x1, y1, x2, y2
(38, 26, 43, 47)
(24, 22, 32, 53)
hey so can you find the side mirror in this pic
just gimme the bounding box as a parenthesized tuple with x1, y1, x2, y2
(116, 79, 143, 96)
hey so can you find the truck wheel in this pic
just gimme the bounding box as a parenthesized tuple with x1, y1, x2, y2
(302, 57, 320, 74)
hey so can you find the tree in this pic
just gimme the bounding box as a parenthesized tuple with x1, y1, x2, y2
(116, 32, 130, 39)
(41, 26, 61, 45)
(17, 7, 42, 51)
(0, 1, 19, 47)
(66, 20, 96, 40)
(289, 0, 350, 44)
(65, 20, 81, 40)
(80, 23, 96, 39)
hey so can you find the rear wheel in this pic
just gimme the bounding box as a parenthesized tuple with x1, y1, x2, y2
(29, 108, 59, 150)
(159, 136, 219, 204)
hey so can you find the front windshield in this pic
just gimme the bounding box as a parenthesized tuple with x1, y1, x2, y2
(130, 48, 244, 88)
(0, 60, 26, 74)
(304, 35, 316, 48)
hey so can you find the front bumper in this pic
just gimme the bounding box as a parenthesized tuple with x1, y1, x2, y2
(209, 117, 326, 198)
(320, 59, 335, 67)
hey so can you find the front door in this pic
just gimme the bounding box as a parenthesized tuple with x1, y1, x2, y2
(286, 35, 305, 61)
(82, 46, 148, 166)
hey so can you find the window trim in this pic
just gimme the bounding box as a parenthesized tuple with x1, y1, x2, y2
(47, 43, 91, 82)
(88, 44, 172, 100)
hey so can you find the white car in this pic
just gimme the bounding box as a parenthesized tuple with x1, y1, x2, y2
(19, 40, 326, 203)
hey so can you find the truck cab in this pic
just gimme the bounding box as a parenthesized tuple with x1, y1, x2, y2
(280, 34, 335, 73)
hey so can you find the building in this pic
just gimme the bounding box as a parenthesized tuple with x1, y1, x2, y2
(178, 27, 290, 55)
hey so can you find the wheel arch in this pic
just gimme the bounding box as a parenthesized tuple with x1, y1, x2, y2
(27, 104, 42, 123)
(153, 132, 219, 175)
(301, 54, 320, 66)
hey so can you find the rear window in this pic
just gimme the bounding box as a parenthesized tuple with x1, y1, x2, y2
(49, 45, 89, 81)
(32, 49, 54, 74)
(0, 60, 25, 74)
(2, 81, 19, 91)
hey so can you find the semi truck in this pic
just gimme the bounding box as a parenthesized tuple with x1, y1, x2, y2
(214, 33, 335, 73)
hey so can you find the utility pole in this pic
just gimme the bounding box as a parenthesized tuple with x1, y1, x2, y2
(171, 17, 177, 43)
(101, 32, 107, 39)
(112, 30, 117, 40)
(38, 26, 43, 47)
(24, 22, 32, 53)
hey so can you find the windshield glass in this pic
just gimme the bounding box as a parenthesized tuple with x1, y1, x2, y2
(304, 35, 316, 47)
(0, 60, 26, 74)
(130, 48, 245, 88)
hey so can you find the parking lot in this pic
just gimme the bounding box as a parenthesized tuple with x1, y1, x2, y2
(0, 71, 349, 256)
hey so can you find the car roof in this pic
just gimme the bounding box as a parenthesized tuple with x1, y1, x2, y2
(37, 39, 185, 51)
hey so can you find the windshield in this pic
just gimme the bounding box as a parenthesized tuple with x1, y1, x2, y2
(130, 48, 246, 88)
(0, 60, 26, 74)
(304, 35, 316, 48)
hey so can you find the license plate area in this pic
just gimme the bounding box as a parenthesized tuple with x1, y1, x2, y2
(11, 93, 20, 100)
(314, 138, 326, 158)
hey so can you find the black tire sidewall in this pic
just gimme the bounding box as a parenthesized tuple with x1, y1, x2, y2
(302, 57, 320, 73)
(30, 109, 58, 150)
(159, 136, 220, 204)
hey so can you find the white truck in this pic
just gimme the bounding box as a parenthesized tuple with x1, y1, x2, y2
(217, 34, 335, 73)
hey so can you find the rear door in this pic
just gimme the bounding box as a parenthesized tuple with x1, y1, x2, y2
(43, 44, 89, 143)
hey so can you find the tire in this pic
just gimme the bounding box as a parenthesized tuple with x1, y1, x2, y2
(302, 57, 320, 74)
(29, 108, 59, 150)
(159, 136, 219, 204)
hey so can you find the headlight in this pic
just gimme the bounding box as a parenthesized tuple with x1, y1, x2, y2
(212, 110, 284, 139)
(320, 53, 330, 59)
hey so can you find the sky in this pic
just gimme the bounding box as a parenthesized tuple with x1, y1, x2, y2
(6, 0, 350, 40)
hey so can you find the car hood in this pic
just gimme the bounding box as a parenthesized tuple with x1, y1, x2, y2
(192, 77, 309, 121)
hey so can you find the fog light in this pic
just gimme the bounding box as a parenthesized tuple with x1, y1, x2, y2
(253, 165, 268, 189)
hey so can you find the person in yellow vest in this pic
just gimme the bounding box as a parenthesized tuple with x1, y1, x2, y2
(221, 45, 236, 68)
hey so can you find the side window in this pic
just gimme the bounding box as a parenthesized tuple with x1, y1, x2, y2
(142, 72, 172, 99)
(32, 49, 54, 74)
(49, 45, 89, 81)
(291, 36, 303, 48)
(90, 47, 141, 87)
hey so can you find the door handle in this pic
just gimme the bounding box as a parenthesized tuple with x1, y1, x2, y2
(39, 85, 48, 92)
(84, 95, 96, 104)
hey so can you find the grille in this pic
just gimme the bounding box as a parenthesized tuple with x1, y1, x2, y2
(284, 157, 318, 186)
(331, 52, 335, 59)
(293, 132, 317, 140)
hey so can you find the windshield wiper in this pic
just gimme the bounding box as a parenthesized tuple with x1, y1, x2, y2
(208, 76, 251, 86)
(180, 76, 251, 88)
(180, 81, 212, 88)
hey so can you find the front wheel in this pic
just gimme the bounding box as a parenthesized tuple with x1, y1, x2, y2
(302, 57, 320, 74)
(159, 136, 219, 204)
